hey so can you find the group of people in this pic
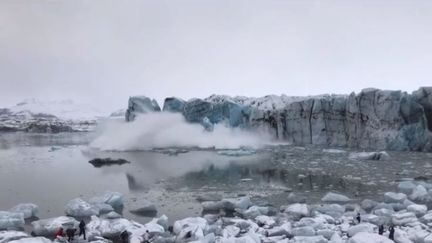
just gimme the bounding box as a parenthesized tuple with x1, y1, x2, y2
(55, 219, 86, 242)
(54, 219, 154, 243)
(355, 213, 396, 241)
(379, 224, 396, 240)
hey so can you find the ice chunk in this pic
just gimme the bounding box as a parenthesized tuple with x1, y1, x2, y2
(421, 211, 432, 224)
(314, 204, 345, 219)
(0, 211, 25, 230)
(237, 206, 271, 219)
(153, 215, 168, 231)
(398, 181, 417, 194)
(92, 203, 114, 215)
(392, 211, 418, 226)
(125, 96, 161, 121)
(10, 204, 38, 219)
(162, 97, 185, 113)
(222, 225, 240, 238)
(65, 198, 99, 217)
(348, 232, 393, 243)
(201, 117, 214, 132)
(31, 216, 78, 236)
(255, 215, 275, 227)
(173, 217, 207, 242)
(361, 199, 378, 212)
(291, 226, 316, 237)
(394, 228, 414, 243)
(347, 223, 376, 237)
(196, 194, 223, 202)
(287, 193, 307, 203)
(173, 217, 207, 235)
(322, 149, 346, 154)
(284, 204, 309, 219)
(221, 197, 251, 210)
(267, 222, 291, 237)
(316, 229, 335, 240)
(130, 200, 157, 217)
(407, 204, 427, 217)
(329, 233, 343, 243)
(89, 192, 124, 209)
(409, 185, 428, 201)
(348, 151, 390, 161)
(8, 237, 52, 243)
(292, 236, 327, 243)
(101, 211, 122, 219)
(201, 201, 224, 211)
(87, 215, 160, 241)
(321, 192, 351, 203)
(384, 192, 407, 203)
(0, 230, 28, 242)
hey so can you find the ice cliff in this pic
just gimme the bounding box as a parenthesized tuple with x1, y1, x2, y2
(126, 87, 432, 151)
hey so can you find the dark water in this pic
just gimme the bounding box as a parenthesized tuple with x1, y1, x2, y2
(0, 132, 431, 225)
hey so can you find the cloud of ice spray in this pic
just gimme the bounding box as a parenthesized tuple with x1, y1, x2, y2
(90, 112, 272, 151)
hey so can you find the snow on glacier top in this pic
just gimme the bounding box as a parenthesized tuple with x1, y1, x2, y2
(205, 94, 347, 111)
(8, 98, 109, 121)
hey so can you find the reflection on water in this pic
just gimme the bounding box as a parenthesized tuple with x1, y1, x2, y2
(0, 132, 431, 224)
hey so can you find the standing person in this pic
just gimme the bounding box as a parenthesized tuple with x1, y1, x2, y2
(55, 227, 64, 239)
(143, 230, 151, 243)
(79, 220, 86, 240)
(378, 225, 384, 235)
(66, 228, 76, 242)
(120, 230, 129, 243)
(356, 213, 361, 224)
(389, 226, 395, 240)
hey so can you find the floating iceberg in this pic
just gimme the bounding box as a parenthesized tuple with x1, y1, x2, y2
(89, 192, 124, 209)
(321, 192, 351, 203)
(129, 200, 157, 217)
(348, 151, 390, 161)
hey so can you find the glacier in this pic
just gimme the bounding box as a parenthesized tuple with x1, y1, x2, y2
(125, 87, 432, 151)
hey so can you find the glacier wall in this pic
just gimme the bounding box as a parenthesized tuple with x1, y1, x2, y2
(126, 87, 432, 151)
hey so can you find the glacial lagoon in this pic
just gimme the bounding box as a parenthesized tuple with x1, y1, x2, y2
(1, 132, 432, 226)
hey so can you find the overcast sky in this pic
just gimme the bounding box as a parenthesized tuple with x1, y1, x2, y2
(1, 0, 431, 109)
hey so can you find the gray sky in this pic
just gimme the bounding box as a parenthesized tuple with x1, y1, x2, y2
(1, 0, 431, 109)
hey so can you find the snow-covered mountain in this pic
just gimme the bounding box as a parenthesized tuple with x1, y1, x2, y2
(9, 98, 108, 121)
(0, 99, 111, 133)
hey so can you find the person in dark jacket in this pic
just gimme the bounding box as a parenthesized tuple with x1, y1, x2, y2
(120, 230, 129, 243)
(79, 220, 86, 240)
(66, 228, 76, 242)
(356, 213, 361, 224)
(378, 225, 384, 235)
(389, 226, 395, 240)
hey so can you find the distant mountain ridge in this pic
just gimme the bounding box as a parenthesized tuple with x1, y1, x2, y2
(0, 99, 107, 133)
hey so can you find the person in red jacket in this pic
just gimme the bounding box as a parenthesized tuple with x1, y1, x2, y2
(55, 227, 64, 238)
